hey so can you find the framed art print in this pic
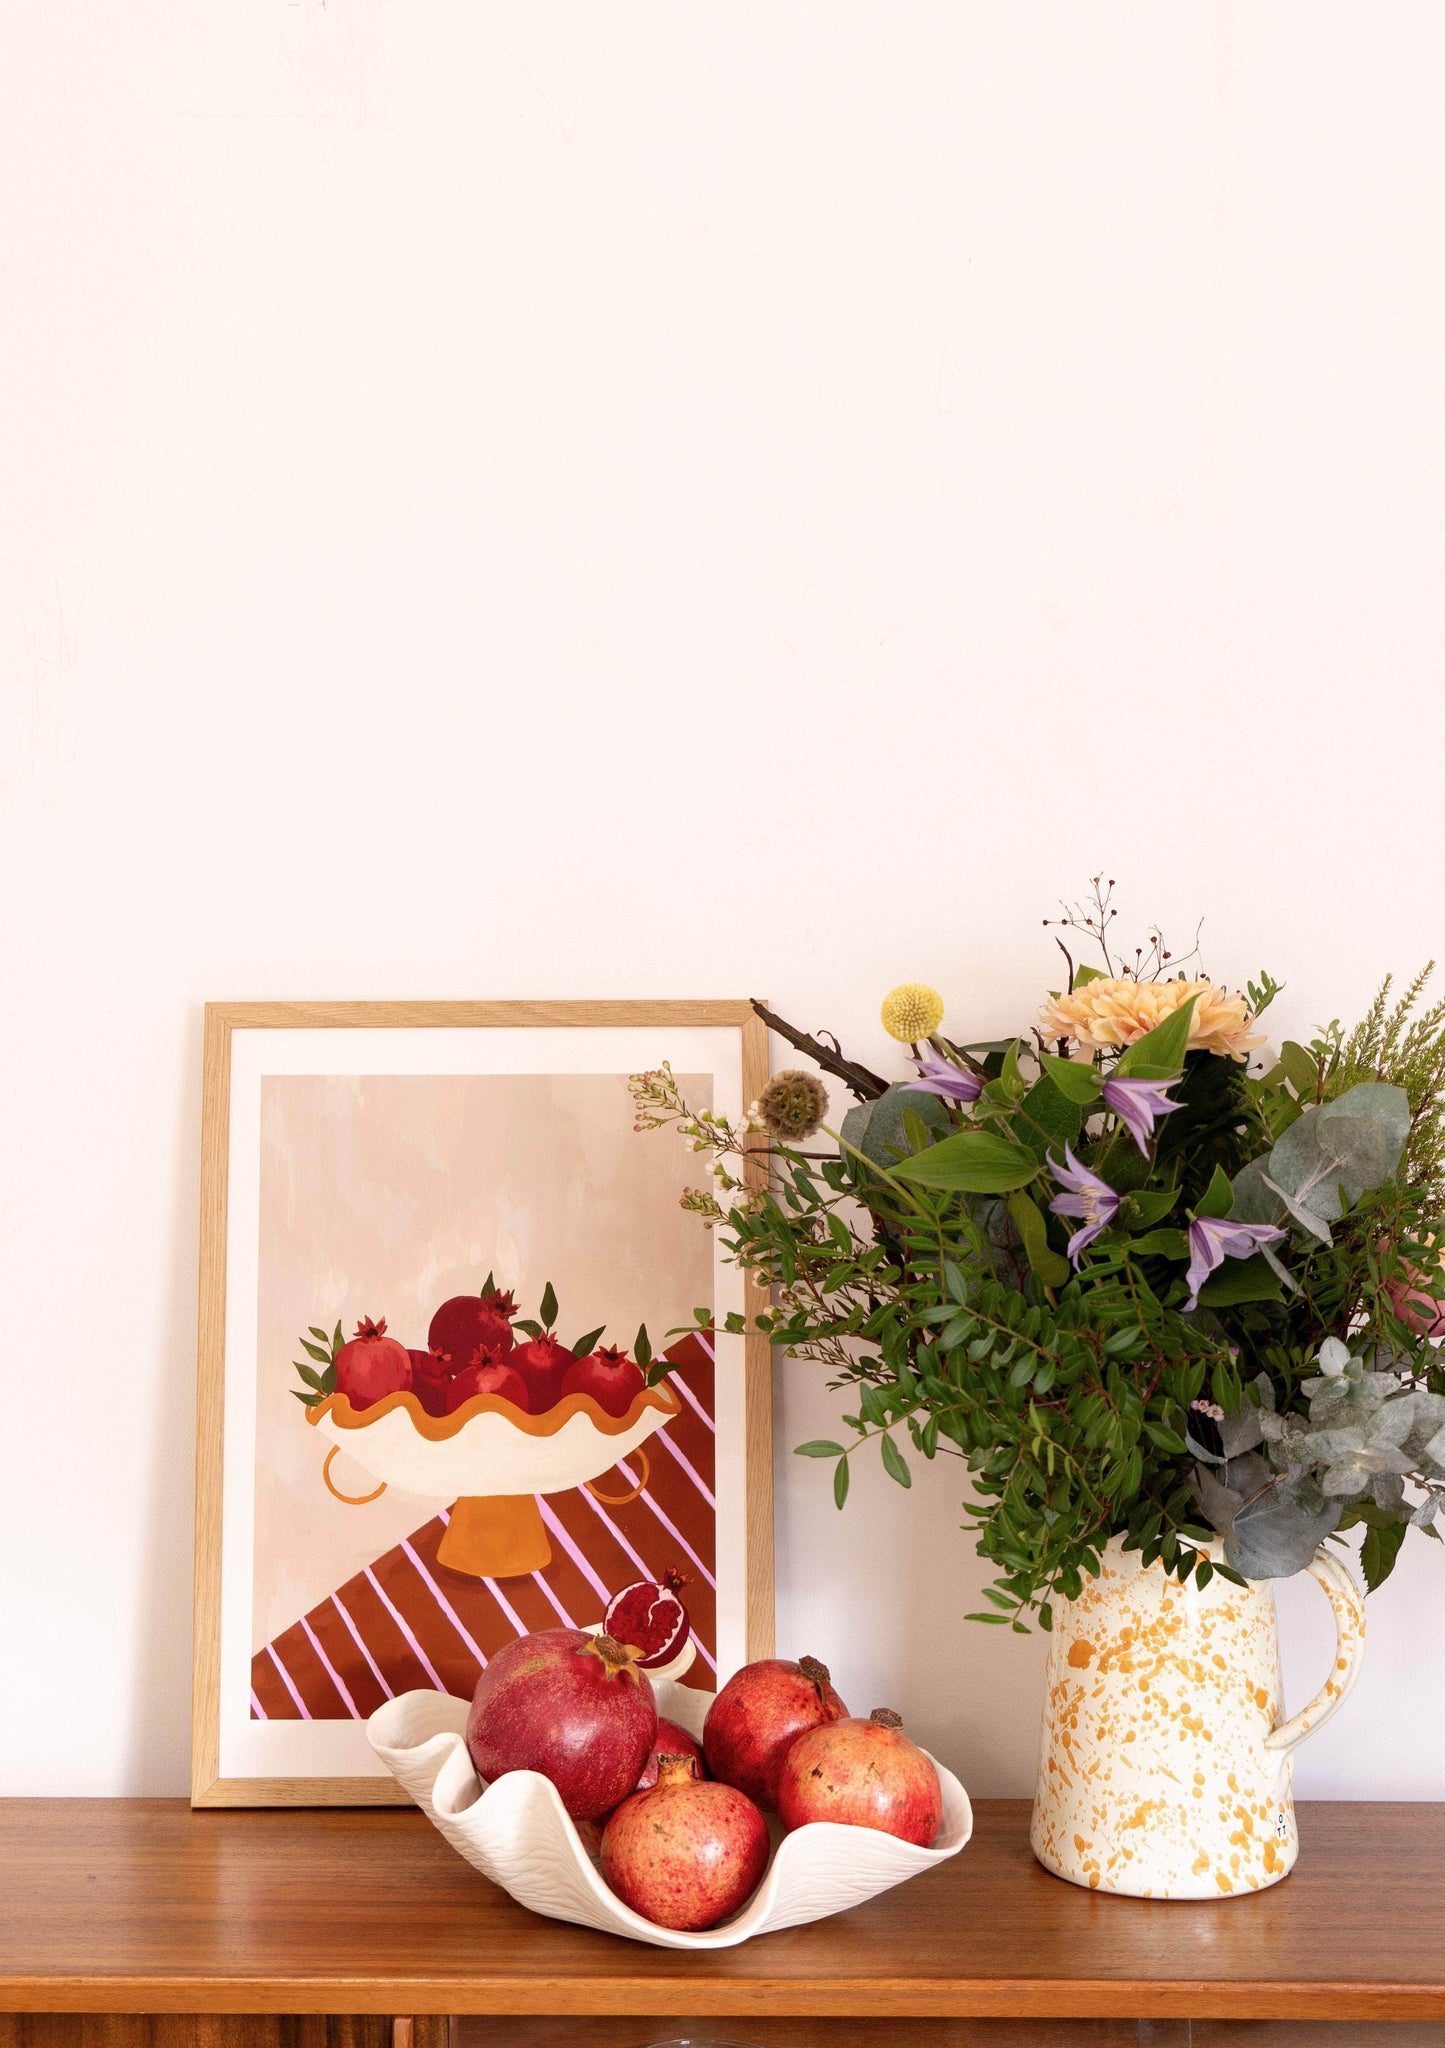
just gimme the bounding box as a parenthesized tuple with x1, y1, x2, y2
(191, 1000, 772, 1806)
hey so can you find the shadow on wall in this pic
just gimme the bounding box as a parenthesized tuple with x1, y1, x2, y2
(125, 1003, 204, 1796)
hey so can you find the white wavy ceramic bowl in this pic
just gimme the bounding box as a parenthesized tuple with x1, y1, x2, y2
(367, 1680, 973, 1949)
(309, 1379, 681, 1496)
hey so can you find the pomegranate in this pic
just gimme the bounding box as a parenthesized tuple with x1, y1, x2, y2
(408, 1346, 453, 1417)
(777, 1708, 942, 1847)
(601, 1754, 769, 1931)
(561, 1342, 646, 1418)
(635, 1715, 708, 1792)
(605, 1569, 692, 1669)
(466, 1629, 657, 1821)
(428, 1289, 516, 1369)
(333, 1317, 412, 1411)
(510, 1332, 575, 1412)
(446, 1346, 531, 1414)
(703, 1655, 848, 1810)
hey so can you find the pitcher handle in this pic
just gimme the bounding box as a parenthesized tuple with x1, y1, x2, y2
(1264, 1545, 1367, 1754)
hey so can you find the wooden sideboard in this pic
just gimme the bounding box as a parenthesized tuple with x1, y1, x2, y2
(2, 1800, 1443, 2047)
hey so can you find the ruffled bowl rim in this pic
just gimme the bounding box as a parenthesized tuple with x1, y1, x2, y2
(305, 1375, 682, 1444)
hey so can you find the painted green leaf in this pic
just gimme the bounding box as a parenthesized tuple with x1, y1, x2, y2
(796, 1440, 845, 1457)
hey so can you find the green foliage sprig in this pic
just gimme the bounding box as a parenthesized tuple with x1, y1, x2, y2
(632, 927, 1445, 1625)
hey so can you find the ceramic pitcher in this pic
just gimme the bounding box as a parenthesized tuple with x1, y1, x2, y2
(1030, 1535, 1366, 1898)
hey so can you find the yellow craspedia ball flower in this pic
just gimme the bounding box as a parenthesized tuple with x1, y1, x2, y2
(881, 983, 945, 1043)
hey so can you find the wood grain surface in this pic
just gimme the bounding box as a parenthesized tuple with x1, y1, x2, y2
(2, 1801, 1443, 2022)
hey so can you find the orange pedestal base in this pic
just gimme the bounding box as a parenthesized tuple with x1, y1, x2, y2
(436, 1494, 551, 1578)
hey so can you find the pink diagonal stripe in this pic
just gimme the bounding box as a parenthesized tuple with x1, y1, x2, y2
(669, 1371, 715, 1432)
(364, 1566, 447, 1691)
(331, 1593, 393, 1699)
(652, 1426, 716, 1507)
(300, 1615, 360, 1719)
(399, 1540, 488, 1668)
(249, 1688, 267, 1721)
(530, 1569, 577, 1627)
(616, 1459, 717, 1589)
(437, 1503, 532, 1628)
(536, 1498, 613, 1606)
(265, 1642, 312, 1719)
(482, 1577, 530, 1636)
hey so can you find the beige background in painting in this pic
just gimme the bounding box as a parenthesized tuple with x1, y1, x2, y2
(253, 1071, 713, 1652)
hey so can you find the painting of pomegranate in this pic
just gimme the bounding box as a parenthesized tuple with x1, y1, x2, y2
(194, 1005, 768, 1808)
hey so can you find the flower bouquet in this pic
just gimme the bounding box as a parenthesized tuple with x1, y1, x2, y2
(634, 886, 1445, 1895)
(633, 884, 1445, 1625)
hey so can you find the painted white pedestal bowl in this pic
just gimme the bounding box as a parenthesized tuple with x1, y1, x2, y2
(307, 1378, 682, 1577)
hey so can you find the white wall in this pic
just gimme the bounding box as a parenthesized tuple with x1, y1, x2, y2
(3, 1, 1443, 1799)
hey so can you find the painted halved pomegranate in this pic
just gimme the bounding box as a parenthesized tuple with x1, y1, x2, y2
(605, 1568, 692, 1670)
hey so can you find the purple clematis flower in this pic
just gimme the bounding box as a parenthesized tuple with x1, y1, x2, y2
(1101, 1075, 1183, 1155)
(1048, 1146, 1121, 1264)
(1183, 1215, 1288, 1310)
(907, 1045, 983, 1104)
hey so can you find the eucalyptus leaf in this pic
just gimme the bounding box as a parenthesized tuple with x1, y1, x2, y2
(841, 1085, 952, 1170)
(1194, 1453, 1342, 1578)
(1265, 1081, 1410, 1228)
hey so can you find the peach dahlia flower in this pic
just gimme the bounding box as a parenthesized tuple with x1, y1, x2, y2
(1037, 977, 1265, 1063)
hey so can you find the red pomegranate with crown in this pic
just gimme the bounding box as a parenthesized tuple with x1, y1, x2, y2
(333, 1317, 412, 1411)
(704, 1655, 849, 1810)
(446, 1343, 531, 1414)
(408, 1345, 454, 1417)
(428, 1287, 517, 1372)
(561, 1342, 646, 1418)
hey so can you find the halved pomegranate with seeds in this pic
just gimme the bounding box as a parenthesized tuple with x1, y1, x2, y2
(605, 1568, 692, 1670)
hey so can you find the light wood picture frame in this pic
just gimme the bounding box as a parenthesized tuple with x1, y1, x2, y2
(192, 1000, 773, 1806)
